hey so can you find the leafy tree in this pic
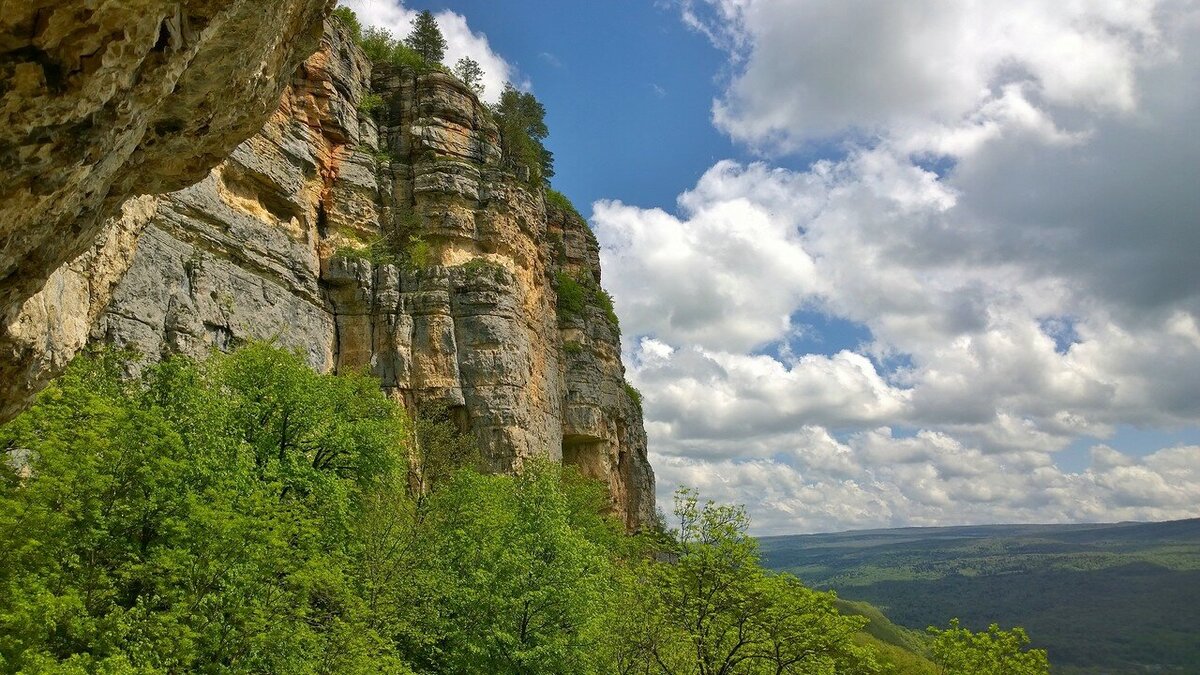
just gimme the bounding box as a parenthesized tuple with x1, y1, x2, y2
(493, 83, 554, 184)
(410, 401, 480, 500)
(606, 489, 879, 674)
(0, 345, 411, 673)
(928, 619, 1050, 675)
(332, 5, 362, 41)
(453, 56, 485, 96)
(360, 25, 427, 71)
(404, 10, 447, 65)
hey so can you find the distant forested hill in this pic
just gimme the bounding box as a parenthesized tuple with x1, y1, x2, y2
(760, 519, 1200, 674)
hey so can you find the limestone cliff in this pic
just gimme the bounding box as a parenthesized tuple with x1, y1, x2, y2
(18, 19, 654, 527)
(0, 0, 332, 418)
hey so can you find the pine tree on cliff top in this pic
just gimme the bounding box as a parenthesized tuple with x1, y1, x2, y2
(405, 10, 447, 65)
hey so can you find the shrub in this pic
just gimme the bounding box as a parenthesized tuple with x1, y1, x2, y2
(563, 340, 584, 356)
(545, 188, 583, 221)
(623, 381, 643, 414)
(556, 271, 587, 322)
(407, 234, 433, 270)
(359, 92, 384, 114)
(331, 5, 362, 41)
(333, 234, 401, 267)
(555, 271, 620, 328)
(595, 287, 620, 327)
(459, 257, 507, 284)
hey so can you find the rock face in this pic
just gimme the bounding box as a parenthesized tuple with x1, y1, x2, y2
(0, 0, 331, 416)
(43, 20, 655, 527)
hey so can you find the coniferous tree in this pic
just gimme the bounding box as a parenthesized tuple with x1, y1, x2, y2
(494, 83, 554, 184)
(453, 56, 485, 96)
(405, 10, 447, 65)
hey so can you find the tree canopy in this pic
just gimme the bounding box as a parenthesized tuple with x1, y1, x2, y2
(404, 10, 446, 65)
(493, 83, 554, 184)
(452, 57, 485, 96)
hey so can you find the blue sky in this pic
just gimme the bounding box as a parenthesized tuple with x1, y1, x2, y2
(347, 0, 1200, 534)
(415, 0, 736, 211)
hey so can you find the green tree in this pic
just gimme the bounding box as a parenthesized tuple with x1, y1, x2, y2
(606, 489, 879, 674)
(493, 83, 554, 184)
(332, 5, 362, 41)
(404, 10, 447, 65)
(928, 619, 1050, 675)
(453, 56, 485, 96)
(0, 345, 412, 673)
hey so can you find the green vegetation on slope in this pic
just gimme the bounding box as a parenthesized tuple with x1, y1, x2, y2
(761, 522, 1200, 673)
(0, 346, 1048, 673)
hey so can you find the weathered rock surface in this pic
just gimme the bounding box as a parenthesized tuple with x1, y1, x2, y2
(0, 0, 330, 410)
(27, 19, 656, 527)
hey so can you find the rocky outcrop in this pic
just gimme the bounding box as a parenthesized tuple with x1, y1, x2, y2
(25, 19, 655, 527)
(551, 206, 657, 528)
(0, 0, 331, 414)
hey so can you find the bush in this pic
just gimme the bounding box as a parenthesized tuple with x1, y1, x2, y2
(623, 381, 643, 414)
(459, 257, 508, 284)
(333, 234, 401, 267)
(546, 188, 583, 221)
(331, 5, 362, 41)
(0, 345, 410, 672)
(563, 340, 584, 356)
(359, 92, 384, 114)
(360, 26, 430, 71)
(556, 271, 587, 322)
(555, 270, 620, 328)
(407, 234, 433, 270)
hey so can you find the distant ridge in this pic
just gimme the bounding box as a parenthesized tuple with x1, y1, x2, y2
(760, 518, 1200, 674)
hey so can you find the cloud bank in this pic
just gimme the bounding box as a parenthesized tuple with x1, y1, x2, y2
(594, 0, 1200, 533)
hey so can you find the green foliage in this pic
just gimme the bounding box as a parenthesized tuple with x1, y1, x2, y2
(410, 402, 479, 498)
(594, 287, 620, 326)
(0, 345, 409, 673)
(406, 234, 433, 270)
(555, 270, 620, 328)
(359, 92, 385, 114)
(452, 56, 485, 96)
(404, 10, 447, 65)
(493, 83, 554, 185)
(331, 5, 362, 41)
(563, 340, 583, 355)
(458, 257, 508, 285)
(928, 619, 1049, 675)
(623, 380, 643, 414)
(555, 271, 587, 322)
(545, 188, 583, 221)
(600, 489, 882, 674)
(333, 234, 401, 267)
(360, 26, 429, 71)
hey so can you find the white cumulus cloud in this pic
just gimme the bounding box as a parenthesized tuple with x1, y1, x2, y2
(594, 0, 1200, 533)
